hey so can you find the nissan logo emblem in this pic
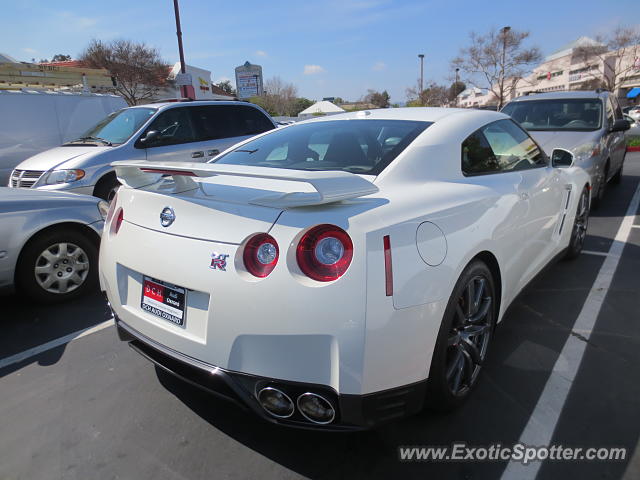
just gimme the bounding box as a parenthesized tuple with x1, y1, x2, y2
(160, 207, 175, 227)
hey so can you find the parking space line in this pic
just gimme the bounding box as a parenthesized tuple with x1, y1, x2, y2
(501, 181, 640, 480)
(0, 319, 114, 371)
(581, 250, 614, 258)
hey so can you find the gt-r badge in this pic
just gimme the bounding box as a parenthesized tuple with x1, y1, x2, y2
(210, 253, 230, 271)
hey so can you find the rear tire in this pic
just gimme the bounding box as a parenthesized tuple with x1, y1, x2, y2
(15, 229, 98, 303)
(425, 260, 496, 412)
(564, 186, 590, 260)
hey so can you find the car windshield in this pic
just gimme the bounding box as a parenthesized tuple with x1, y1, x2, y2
(502, 99, 603, 132)
(210, 119, 431, 175)
(68, 107, 157, 145)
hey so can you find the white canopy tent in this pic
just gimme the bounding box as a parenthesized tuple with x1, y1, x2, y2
(298, 100, 345, 118)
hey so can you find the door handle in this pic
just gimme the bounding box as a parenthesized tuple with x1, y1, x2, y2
(207, 149, 220, 157)
(191, 151, 204, 158)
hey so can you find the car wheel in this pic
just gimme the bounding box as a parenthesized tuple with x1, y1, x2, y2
(591, 163, 609, 209)
(94, 173, 120, 202)
(16, 229, 98, 303)
(564, 187, 590, 260)
(426, 260, 496, 411)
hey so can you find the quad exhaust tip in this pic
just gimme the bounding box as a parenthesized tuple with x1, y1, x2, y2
(257, 387, 294, 418)
(297, 392, 336, 424)
(257, 387, 336, 424)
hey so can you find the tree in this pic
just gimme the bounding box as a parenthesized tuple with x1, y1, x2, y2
(248, 77, 303, 116)
(215, 79, 236, 95)
(452, 27, 541, 109)
(573, 26, 640, 92)
(448, 81, 466, 103)
(405, 82, 448, 106)
(364, 89, 390, 108)
(52, 54, 72, 62)
(80, 39, 169, 106)
(292, 97, 314, 116)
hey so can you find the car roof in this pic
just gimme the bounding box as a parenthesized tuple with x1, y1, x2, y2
(506, 90, 608, 103)
(299, 107, 506, 124)
(140, 100, 258, 110)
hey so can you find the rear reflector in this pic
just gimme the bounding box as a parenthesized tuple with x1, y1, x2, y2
(383, 235, 393, 296)
(140, 168, 196, 177)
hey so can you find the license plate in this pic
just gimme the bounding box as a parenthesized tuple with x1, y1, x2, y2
(140, 276, 186, 326)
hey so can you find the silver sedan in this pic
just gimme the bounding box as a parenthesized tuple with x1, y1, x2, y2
(0, 188, 106, 302)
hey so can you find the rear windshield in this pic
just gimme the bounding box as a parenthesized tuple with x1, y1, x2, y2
(211, 119, 431, 175)
(502, 99, 603, 132)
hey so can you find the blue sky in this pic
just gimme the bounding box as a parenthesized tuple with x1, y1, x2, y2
(2, 0, 638, 103)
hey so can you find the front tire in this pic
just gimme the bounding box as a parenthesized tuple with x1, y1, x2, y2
(94, 173, 120, 202)
(564, 186, 590, 260)
(426, 260, 496, 411)
(15, 229, 98, 303)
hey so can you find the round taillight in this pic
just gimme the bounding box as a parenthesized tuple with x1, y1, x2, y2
(105, 193, 118, 223)
(243, 233, 279, 277)
(111, 207, 124, 235)
(296, 225, 353, 282)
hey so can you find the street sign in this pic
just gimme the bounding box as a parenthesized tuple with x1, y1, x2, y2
(235, 61, 263, 99)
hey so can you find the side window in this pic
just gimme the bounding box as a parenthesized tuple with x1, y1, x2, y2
(462, 130, 500, 175)
(191, 106, 233, 141)
(144, 108, 196, 146)
(234, 106, 275, 136)
(606, 99, 615, 127)
(462, 119, 546, 176)
(612, 97, 623, 120)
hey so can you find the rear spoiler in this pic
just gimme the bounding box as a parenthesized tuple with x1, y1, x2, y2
(111, 161, 379, 208)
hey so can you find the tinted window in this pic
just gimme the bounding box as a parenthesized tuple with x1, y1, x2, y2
(75, 107, 156, 145)
(190, 105, 274, 141)
(212, 119, 431, 175)
(462, 119, 546, 175)
(144, 107, 196, 146)
(235, 106, 275, 135)
(502, 98, 603, 131)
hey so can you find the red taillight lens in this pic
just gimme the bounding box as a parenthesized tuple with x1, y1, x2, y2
(243, 233, 279, 277)
(111, 207, 124, 235)
(296, 225, 353, 282)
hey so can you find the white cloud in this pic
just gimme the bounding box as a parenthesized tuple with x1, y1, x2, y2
(372, 61, 386, 71)
(22, 47, 37, 54)
(304, 64, 326, 75)
(58, 12, 97, 29)
(255, 50, 267, 57)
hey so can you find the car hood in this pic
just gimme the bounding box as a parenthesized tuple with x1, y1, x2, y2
(528, 131, 601, 155)
(0, 186, 100, 211)
(13, 146, 111, 171)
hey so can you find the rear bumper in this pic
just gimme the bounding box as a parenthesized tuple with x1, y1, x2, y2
(115, 315, 427, 430)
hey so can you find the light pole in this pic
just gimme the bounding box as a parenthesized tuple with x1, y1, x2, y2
(173, 0, 190, 99)
(499, 26, 511, 109)
(418, 54, 424, 105)
(455, 67, 460, 107)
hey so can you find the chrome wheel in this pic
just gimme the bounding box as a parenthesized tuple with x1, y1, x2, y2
(445, 275, 493, 397)
(34, 242, 90, 294)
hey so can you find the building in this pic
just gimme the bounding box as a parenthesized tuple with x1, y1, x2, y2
(1, 57, 114, 92)
(165, 63, 235, 101)
(455, 36, 640, 108)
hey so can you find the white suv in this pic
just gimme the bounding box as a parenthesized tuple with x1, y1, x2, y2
(9, 101, 276, 201)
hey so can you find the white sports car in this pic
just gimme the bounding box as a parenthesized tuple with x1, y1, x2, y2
(99, 108, 590, 430)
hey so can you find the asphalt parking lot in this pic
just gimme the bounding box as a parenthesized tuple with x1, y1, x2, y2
(1, 153, 639, 480)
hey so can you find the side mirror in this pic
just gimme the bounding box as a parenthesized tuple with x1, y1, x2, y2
(551, 148, 574, 168)
(610, 119, 630, 132)
(139, 130, 160, 145)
